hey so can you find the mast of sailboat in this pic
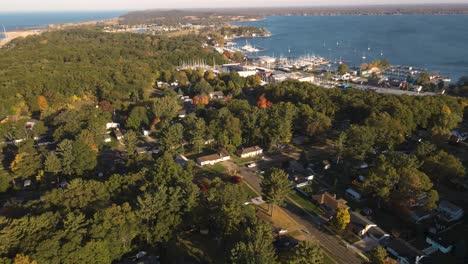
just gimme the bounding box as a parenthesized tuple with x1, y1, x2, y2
(1, 24, 8, 39)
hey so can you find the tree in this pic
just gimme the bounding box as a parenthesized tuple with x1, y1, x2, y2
(416, 72, 430, 86)
(257, 95, 272, 109)
(369, 246, 396, 264)
(260, 168, 292, 216)
(126, 106, 149, 130)
(207, 179, 254, 235)
(159, 123, 184, 153)
(422, 150, 465, 183)
(137, 186, 184, 244)
(426, 189, 439, 211)
(71, 140, 97, 176)
(0, 170, 10, 193)
(337, 63, 349, 75)
(193, 79, 214, 95)
(333, 132, 347, 164)
(184, 114, 206, 153)
(123, 130, 138, 157)
(37, 95, 48, 113)
(286, 241, 323, 264)
(14, 254, 38, 264)
(331, 208, 350, 231)
(10, 142, 42, 182)
(57, 139, 74, 176)
(152, 96, 180, 120)
(45, 152, 62, 181)
(230, 221, 277, 264)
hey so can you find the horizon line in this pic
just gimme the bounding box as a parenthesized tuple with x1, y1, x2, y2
(2, 3, 468, 13)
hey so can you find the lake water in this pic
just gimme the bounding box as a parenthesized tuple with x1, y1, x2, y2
(0, 11, 125, 33)
(233, 15, 468, 82)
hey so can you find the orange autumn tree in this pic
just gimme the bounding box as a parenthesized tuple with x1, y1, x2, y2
(37, 95, 48, 112)
(257, 94, 273, 109)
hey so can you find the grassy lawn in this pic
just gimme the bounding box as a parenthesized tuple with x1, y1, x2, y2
(241, 182, 259, 199)
(322, 248, 338, 264)
(288, 190, 323, 216)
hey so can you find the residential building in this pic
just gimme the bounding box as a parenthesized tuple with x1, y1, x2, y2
(349, 212, 389, 243)
(209, 91, 225, 100)
(386, 238, 426, 264)
(237, 146, 263, 158)
(312, 192, 349, 213)
(424, 233, 453, 255)
(175, 154, 189, 167)
(438, 200, 464, 222)
(196, 149, 231, 166)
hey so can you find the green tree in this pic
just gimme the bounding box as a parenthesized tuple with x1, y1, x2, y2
(230, 221, 277, 264)
(71, 140, 97, 176)
(137, 186, 184, 244)
(422, 150, 465, 183)
(369, 246, 396, 264)
(152, 96, 180, 120)
(260, 168, 292, 216)
(57, 139, 74, 176)
(331, 208, 350, 231)
(286, 241, 324, 264)
(45, 152, 62, 182)
(337, 64, 349, 75)
(126, 106, 149, 130)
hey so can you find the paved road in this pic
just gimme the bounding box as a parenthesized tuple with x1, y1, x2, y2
(223, 160, 363, 264)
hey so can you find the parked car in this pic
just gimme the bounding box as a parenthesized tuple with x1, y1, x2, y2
(247, 163, 256, 168)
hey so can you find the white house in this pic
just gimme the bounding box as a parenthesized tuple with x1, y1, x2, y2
(237, 146, 263, 158)
(196, 149, 231, 166)
(438, 200, 464, 222)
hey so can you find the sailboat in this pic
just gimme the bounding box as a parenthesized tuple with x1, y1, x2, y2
(362, 53, 367, 60)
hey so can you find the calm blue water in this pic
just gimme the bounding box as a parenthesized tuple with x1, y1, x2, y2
(0, 11, 125, 35)
(234, 15, 468, 82)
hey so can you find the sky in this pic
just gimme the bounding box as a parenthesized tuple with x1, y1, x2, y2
(1, 0, 468, 11)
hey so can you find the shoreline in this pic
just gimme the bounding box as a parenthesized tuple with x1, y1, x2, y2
(0, 17, 120, 47)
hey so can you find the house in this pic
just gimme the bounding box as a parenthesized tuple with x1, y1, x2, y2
(424, 233, 453, 254)
(345, 188, 363, 201)
(196, 149, 231, 166)
(106, 122, 120, 130)
(237, 146, 263, 158)
(209, 91, 225, 100)
(349, 212, 389, 242)
(103, 135, 112, 143)
(409, 207, 433, 223)
(311, 192, 349, 213)
(386, 238, 426, 264)
(114, 129, 124, 141)
(438, 200, 464, 222)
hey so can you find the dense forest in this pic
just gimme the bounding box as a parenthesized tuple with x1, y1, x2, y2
(0, 29, 467, 263)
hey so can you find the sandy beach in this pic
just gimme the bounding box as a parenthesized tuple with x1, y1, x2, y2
(0, 30, 43, 47)
(0, 17, 120, 48)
